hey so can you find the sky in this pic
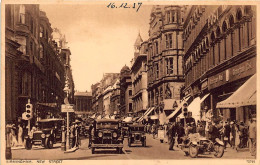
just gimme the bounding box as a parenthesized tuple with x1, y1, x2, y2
(40, 4, 153, 92)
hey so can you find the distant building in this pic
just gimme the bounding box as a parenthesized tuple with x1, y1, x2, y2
(91, 73, 119, 115)
(110, 79, 120, 115)
(120, 65, 133, 116)
(74, 91, 92, 117)
(131, 33, 149, 118)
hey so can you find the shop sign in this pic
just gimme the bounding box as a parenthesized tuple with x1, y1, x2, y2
(208, 72, 225, 90)
(201, 80, 208, 90)
(208, 57, 256, 90)
(229, 58, 255, 82)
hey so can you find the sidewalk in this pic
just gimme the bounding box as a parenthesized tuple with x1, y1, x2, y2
(147, 133, 256, 159)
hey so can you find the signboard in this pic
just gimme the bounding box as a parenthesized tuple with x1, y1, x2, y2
(61, 104, 75, 113)
(208, 57, 256, 90)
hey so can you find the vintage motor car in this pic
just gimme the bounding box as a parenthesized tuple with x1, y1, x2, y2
(180, 133, 225, 158)
(128, 124, 146, 147)
(122, 121, 133, 138)
(91, 119, 123, 154)
(25, 118, 64, 150)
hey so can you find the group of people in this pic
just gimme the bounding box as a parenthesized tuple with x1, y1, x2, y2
(69, 121, 81, 149)
(9, 122, 28, 148)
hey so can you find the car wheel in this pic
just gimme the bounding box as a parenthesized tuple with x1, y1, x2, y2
(214, 144, 225, 158)
(189, 144, 198, 158)
(91, 148, 95, 154)
(117, 147, 123, 154)
(25, 139, 32, 150)
(142, 140, 146, 147)
(128, 138, 131, 147)
(45, 138, 53, 149)
(160, 139, 164, 143)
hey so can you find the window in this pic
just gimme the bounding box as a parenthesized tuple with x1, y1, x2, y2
(19, 5, 25, 24)
(129, 90, 132, 96)
(165, 33, 172, 49)
(167, 11, 170, 23)
(166, 57, 173, 74)
(129, 103, 133, 112)
(155, 41, 159, 54)
(155, 63, 159, 78)
(172, 11, 175, 23)
(16, 37, 27, 54)
(30, 17, 34, 33)
(40, 26, 44, 38)
(30, 41, 33, 55)
(40, 44, 44, 59)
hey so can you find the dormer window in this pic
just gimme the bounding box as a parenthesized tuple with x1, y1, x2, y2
(19, 5, 25, 24)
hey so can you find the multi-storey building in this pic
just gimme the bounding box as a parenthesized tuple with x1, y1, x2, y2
(131, 34, 149, 118)
(145, 6, 185, 124)
(120, 66, 133, 116)
(110, 79, 120, 115)
(5, 4, 73, 123)
(91, 73, 119, 115)
(183, 5, 256, 124)
(74, 91, 92, 118)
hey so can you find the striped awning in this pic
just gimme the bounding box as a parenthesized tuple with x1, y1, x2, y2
(217, 74, 256, 108)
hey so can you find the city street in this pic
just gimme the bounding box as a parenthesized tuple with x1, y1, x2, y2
(12, 134, 255, 160)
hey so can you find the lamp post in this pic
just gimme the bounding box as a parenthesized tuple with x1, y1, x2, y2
(63, 78, 70, 151)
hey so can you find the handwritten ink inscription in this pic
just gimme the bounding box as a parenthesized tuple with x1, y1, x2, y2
(107, 2, 143, 12)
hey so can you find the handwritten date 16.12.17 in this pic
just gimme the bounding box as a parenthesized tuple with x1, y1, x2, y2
(107, 2, 142, 12)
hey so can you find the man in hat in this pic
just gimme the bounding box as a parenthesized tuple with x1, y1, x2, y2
(230, 121, 236, 148)
(248, 117, 256, 156)
(224, 121, 231, 148)
(167, 122, 177, 150)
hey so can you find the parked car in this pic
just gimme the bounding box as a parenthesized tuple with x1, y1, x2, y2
(180, 133, 225, 158)
(25, 118, 64, 150)
(122, 121, 133, 138)
(128, 124, 146, 147)
(91, 119, 123, 154)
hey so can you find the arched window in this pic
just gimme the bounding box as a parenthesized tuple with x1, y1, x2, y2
(244, 6, 251, 15)
(236, 8, 243, 21)
(236, 9, 243, 51)
(210, 32, 216, 66)
(19, 5, 25, 24)
(216, 27, 221, 38)
(222, 21, 228, 60)
(229, 15, 235, 27)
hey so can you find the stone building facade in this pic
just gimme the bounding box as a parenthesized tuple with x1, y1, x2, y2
(182, 5, 256, 123)
(131, 34, 149, 117)
(5, 4, 74, 123)
(146, 6, 185, 123)
(74, 92, 92, 117)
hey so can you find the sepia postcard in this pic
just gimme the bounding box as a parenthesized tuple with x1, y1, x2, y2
(1, 0, 260, 165)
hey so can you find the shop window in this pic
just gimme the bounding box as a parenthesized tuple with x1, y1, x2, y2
(19, 5, 25, 24)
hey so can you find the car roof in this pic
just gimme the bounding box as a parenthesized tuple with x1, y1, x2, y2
(38, 118, 64, 122)
(95, 119, 120, 123)
(129, 124, 145, 128)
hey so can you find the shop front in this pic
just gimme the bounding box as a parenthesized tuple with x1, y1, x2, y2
(207, 57, 256, 124)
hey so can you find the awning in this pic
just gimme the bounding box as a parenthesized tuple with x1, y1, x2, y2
(165, 97, 190, 121)
(137, 107, 155, 122)
(150, 115, 159, 120)
(217, 74, 256, 108)
(163, 99, 178, 111)
(123, 117, 133, 122)
(37, 103, 57, 108)
(187, 93, 210, 123)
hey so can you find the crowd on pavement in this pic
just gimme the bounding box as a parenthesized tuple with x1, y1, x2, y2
(143, 113, 257, 157)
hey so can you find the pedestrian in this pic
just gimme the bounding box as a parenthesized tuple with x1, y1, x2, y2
(197, 121, 205, 137)
(176, 122, 185, 144)
(88, 122, 94, 148)
(234, 123, 240, 151)
(224, 121, 231, 148)
(70, 122, 76, 148)
(10, 124, 18, 147)
(17, 124, 23, 146)
(230, 121, 236, 148)
(168, 122, 176, 150)
(248, 117, 256, 156)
